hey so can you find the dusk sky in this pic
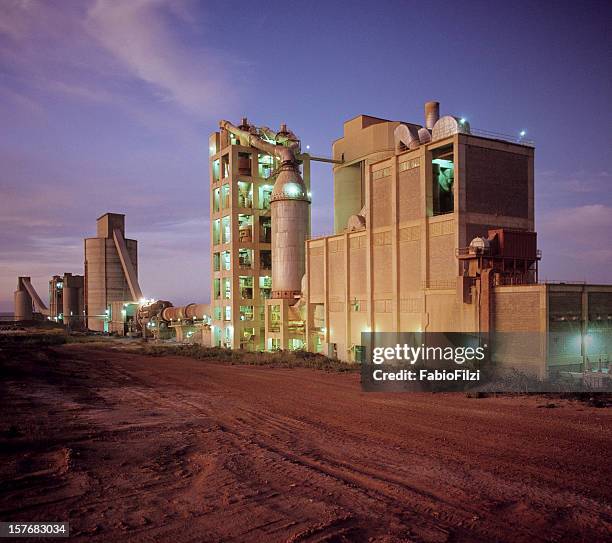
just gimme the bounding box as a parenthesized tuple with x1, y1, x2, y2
(1, 0, 610, 311)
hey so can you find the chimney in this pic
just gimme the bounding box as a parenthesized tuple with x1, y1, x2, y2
(425, 101, 440, 130)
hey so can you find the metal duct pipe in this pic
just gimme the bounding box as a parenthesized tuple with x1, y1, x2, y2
(425, 101, 440, 130)
(394, 124, 420, 152)
(219, 120, 296, 164)
(160, 303, 209, 322)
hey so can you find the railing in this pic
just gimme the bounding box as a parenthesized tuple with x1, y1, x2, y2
(468, 126, 535, 147)
(456, 247, 542, 259)
(540, 280, 587, 285)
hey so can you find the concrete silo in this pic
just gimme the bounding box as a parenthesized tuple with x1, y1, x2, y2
(84, 213, 142, 332)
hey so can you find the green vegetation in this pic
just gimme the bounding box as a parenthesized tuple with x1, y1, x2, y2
(140, 344, 358, 372)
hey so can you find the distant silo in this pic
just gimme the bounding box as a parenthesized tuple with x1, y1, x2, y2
(84, 213, 142, 332)
(14, 288, 32, 321)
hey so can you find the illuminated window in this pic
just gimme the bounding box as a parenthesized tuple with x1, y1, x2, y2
(212, 188, 220, 213)
(259, 276, 272, 299)
(221, 155, 229, 178)
(259, 184, 273, 210)
(258, 153, 274, 179)
(221, 251, 231, 271)
(221, 216, 231, 243)
(259, 216, 271, 243)
(238, 249, 253, 269)
(372, 167, 391, 180)
(221, 184, 230, 209)
(240, 305, 254, 321)
(212, 159, 220, 182)
(398, 158, 420, 172)
(239, 276, 254, 299)
(212, 218, 221, 245)
(238, 214, 253, 243)
(222, 277, 231, 299)
(237, 181, 253, 208)
(432, 146, 454, 216)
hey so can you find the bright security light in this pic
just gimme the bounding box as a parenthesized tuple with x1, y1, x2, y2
(459, 118, 466, 124)
(519, 130, 526, 137)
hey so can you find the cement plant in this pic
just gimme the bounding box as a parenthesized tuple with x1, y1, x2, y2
(12, 101, 612, 383)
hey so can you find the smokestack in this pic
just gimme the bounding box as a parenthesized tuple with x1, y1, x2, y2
(425, 101, 440, 130)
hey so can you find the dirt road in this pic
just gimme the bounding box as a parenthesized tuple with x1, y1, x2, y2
(0, 344, 610, 542)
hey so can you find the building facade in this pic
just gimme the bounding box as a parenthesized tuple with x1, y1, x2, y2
(300, 108, 610, 375)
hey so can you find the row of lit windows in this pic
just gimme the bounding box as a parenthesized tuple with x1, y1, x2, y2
(212, 305, 265, 322)
(212, 215, 272, 246)
(211, 153, 277, 183)
(372, 167, 391, 180)
(213, 276, 272, 301)
(212, 182, 274, 213)
(213, 249, 271, 272)
(398, 158, 420, 172)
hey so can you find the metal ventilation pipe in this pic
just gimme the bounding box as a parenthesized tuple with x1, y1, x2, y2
(425, 101, 440, 130)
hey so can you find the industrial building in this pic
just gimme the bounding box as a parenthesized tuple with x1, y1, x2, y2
(208, 119, 313, 350)
(299, 103, 611, 374)
(14, 276, 49, 321)
(208, 102, 611, 377)
(11, 100, 611, 378)
(84, 213, 142, 332)
(49, 273, 84, 328)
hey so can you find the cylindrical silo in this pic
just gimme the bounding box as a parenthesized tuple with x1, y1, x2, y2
(63, 287, 77, 325)
(271, 163, 310, 300)
(425, 101, 440, 130)
(85, 213, 139, 332)
(14, 289, 32, 321)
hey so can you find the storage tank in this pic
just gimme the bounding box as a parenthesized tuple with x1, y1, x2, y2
(14, 289, 32, 321)
(62, 286, 78, 324)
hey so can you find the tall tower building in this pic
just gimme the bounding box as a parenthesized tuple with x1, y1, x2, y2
(84, 213, 142, 332)
(208, 119, 309, 350)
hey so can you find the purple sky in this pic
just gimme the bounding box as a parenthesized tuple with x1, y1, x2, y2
(1, 0, 611, 311)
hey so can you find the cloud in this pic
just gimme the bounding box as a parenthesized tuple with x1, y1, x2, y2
(538, 204, 612, 283)
(85, 0, 242, 116)
(540, 204, 612, 241)
(0, 0, 239, 120)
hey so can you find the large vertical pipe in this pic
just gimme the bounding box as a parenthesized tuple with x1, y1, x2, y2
(425, 101, 440, 130)
(271, 164, 310, 301)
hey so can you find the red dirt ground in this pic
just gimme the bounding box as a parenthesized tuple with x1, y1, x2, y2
(0, 343, 610, 542)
